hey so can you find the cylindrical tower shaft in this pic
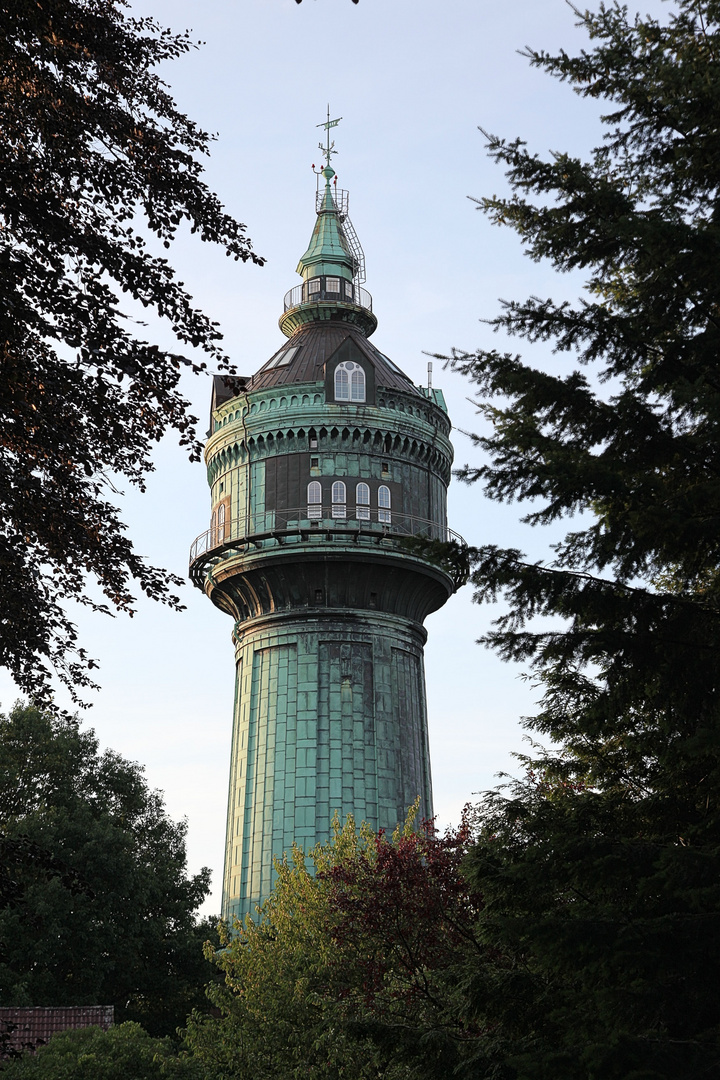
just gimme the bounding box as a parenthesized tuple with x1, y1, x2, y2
(224, 611, 430, 920)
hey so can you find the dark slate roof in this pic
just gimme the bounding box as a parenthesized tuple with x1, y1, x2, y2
(210, 373, 251, 430)
(248, 321, 421, 396)
(0, 1006, 114, 1054)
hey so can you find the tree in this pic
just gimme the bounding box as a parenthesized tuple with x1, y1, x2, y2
(0, 0, 262, 704)
(185, 811, 484, 1080)
(0, 1023, 203, 1079)
(0, 702, 220, 1038)
(436, 0, 720, 1074)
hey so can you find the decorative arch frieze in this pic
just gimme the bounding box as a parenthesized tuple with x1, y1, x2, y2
(206, 417, 453, 485)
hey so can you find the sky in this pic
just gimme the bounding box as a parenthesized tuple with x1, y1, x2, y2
(1, 0, 668, 915)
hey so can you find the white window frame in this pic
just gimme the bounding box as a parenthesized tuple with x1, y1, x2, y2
(334, 364, 350, 400)
(350, 366, 365, 402)
(332, 480, 347, 519)
(356, 482, 370, 520)
(326, 276, 340, 293)
(307, 480, 322, 519)
(334, 361, 366, 403)
(378, 485, 391, 524)
(217, 501, 226, 542)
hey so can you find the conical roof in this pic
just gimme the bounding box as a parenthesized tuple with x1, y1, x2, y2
(296, 167, 355, 282)
(250, 321, 421, 396)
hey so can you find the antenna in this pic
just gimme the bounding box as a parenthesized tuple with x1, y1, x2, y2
(427, 361, 433, 390)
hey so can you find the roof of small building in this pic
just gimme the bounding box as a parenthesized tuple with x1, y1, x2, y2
(248, 321, 421, 395)
(0, 1006, 114, 1054)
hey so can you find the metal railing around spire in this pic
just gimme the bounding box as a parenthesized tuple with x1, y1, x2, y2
(283, 282, 373, 312)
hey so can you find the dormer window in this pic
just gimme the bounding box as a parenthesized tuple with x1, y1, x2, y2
(334, 361, 366, 403)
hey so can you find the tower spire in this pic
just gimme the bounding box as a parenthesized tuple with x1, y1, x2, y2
(281, 115, 376, 338)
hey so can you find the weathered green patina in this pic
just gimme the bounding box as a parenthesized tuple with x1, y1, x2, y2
(296, 168, 355, 283)
(190, 140, 461, 924)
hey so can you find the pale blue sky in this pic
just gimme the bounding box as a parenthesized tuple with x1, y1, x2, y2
(0, 0, 667, 914)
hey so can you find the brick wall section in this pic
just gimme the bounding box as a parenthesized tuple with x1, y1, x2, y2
(0, 1006, 114, 1055)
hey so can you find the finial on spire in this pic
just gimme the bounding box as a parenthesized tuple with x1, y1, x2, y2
(317, 105, 342, 172)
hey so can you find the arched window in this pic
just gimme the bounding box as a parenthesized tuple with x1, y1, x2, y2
(211, 509, 217, 546)
(356, 482, 370, 520)
(334, 364, 349, 400)
(334, 361, 365, 403)
(307, 481, 322, 520)
(332, 480, 346, 519)
(350, 366, 365, 402)
(378, 485, 391, 524)
(217, 501, 226, 543)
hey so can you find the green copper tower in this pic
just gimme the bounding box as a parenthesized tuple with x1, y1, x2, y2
(190, 124, 464, 923)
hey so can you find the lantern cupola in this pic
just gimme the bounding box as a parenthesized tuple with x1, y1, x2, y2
(280, 121, 376, 339)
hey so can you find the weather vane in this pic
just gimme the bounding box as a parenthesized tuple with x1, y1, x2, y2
(316, 106, 342, 170)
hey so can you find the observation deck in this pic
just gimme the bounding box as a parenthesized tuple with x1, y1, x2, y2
(279, 279, 377, 338)
(189, 508, 468, 592)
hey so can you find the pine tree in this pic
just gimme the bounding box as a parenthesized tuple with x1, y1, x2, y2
(443, 2, 720, 1074)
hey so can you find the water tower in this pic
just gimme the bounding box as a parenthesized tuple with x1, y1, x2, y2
(189, 119, 465, 923)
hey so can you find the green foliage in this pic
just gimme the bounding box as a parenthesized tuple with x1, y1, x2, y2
(185, 811, 483, 1080)
(0, 703, 219, 1038)
(400, 536, 472, 591)
(0, 0, 262, 703)
(433, 0, 720, 1074)
(0, 1023, 202, 1080)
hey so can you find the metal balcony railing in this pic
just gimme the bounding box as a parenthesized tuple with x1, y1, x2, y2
(283, 283, 373, 313)
(189, 507, 466, 576)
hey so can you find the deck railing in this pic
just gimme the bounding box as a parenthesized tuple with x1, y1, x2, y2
(189, 507, 465, 569)
(283, 283, 373, 312)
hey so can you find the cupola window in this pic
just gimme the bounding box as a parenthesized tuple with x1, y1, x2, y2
(307, 481, 322, 520)
(378, 485, 391, 524)
(326, 277, 340, 293)
(332, 480, 346, 519)
(334, 361, 366, 403)
(356, 483, 370, 520)
(308, 278, 320, 294)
